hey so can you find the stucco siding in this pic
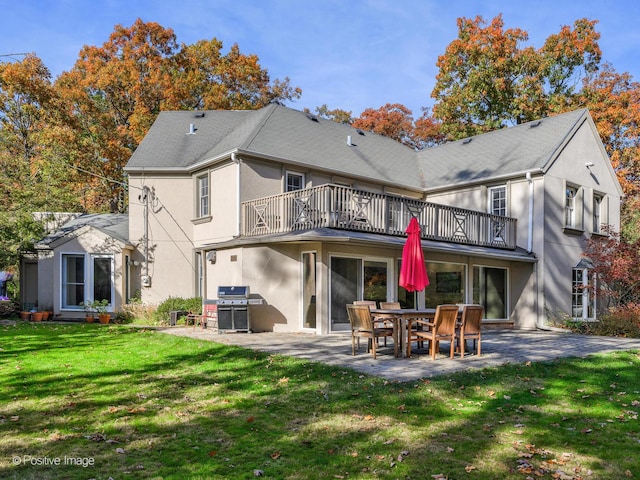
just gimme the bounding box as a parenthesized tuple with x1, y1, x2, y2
(128, 175, 195, 305)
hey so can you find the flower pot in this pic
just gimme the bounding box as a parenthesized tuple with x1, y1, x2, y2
(98, 313, 111, 324)
(42, 311, 51, 321)
(31, 312, 44, 322)
(20, 311, 31, 321)
(86, 315, 95, 323)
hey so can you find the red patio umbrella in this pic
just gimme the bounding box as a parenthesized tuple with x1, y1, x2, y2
(399, 217, 429, 292)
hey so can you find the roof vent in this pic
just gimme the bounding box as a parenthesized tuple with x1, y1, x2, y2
(530, 120, 542, 128)
(347, 135, 354, 146)
(356, 129, 365, 136)
(194, 112, 205, 118)
(306, 112, 319, 122)
(187, 123, 196, 135)
(462, 137, 472, 144)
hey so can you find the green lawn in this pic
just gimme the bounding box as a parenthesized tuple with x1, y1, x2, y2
(1, 322, 639, 479)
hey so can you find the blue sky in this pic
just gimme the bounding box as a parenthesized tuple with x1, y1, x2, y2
(2, 0, 638, 117)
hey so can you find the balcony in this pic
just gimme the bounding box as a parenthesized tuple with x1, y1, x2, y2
(242, 184, 517, 250)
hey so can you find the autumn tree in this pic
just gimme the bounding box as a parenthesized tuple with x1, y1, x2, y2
(0, 54, 80, 272)
(413, 108, 446, 149)
(313, 104, 354, 125)
(432, 15, 601, 140)
(351, 103, 416, 146)
(55, 18, 302, 213)
(584, 226, 640, 308)
(0, 54, 54, 207)
(579, 63, 640, 241)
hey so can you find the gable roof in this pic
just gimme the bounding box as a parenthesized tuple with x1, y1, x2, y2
(418, 109, 592, 190)
(125, 104, 423, 189)
(125, 105, 607, 193)
(35, 214, 129, 249)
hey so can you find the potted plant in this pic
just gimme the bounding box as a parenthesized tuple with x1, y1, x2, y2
(81, 301, 95, 323)
(92, 299, 111, 324)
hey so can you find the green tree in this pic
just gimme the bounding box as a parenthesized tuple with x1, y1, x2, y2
(431, 15, 601, 140)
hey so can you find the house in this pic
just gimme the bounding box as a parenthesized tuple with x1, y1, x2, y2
(29, 214, 131, 318)
(28, 104, 622, 331)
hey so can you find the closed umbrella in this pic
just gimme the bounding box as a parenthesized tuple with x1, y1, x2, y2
(399, 217, 429, 292)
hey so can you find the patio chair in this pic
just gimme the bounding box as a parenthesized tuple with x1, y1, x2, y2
(406, 304, 459, 359)
(354, 300, 392, 345)
(346, 304, 396, 359)
(379, 302, 400, 309)
(456, 304, 483, 357)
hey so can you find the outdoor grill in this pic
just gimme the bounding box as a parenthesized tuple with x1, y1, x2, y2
(207, 286, 263, 332)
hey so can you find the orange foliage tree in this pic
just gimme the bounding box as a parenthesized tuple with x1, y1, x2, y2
(55, 18, 301, 212)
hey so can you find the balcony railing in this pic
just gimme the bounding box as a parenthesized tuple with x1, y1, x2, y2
(242, 184, 517, 249)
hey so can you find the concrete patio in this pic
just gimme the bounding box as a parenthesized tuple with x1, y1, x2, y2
(158, 326, 640, 382)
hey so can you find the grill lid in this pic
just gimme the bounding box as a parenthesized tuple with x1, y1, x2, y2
(217, 286, 250, 298)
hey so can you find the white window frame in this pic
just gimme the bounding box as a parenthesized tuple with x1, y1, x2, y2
(572, 266, 596, 320)
(488, 185, 507, 216)
(285, 171, 305, 192)
(488, 185, 507, 242)
(197, 174, 209, 218)
(593, 192, 604, 233)
(61, 253, 115, 311)
(328, 253, 394, 332)
(565, 185, 578, 228)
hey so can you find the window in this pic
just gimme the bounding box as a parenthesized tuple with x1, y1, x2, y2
(572, 264, 595, 319)
(565, 186, 577, 227)
(62, 254, 114, 309)
(473, 266, 508, 319)
(195, 252, 203, 297)
(329, 255, 392, 331)
(197, 175, 209, 217)
(488, 185, 507, 242)
(286, 171, 304, 192)
(593, 193, 603, 233)
(488, 186, 506, 216)
(302, 252, 317, 329)
(63, 255, 85, 308)
(424, 262, 466, 308)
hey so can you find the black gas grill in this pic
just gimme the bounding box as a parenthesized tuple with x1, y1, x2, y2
(209, 286, 263, 332)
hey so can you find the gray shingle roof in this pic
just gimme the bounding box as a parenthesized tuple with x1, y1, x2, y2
(125, 104, 592, 192)
(419, 109, 589, 189)
(36, 214, 129, 248)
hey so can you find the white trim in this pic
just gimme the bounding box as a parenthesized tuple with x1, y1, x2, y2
(285, 170, 305, 192)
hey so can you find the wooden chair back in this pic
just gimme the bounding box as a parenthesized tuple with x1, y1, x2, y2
(354, 300, 377, 310)
(380, 302, 401, 309)
(461, 305, 483, 334)
(346, 304, 374, 332)
(433, 304, 460, 335)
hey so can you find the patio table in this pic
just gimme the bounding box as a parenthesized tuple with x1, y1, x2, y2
(371, 308, 436, 358)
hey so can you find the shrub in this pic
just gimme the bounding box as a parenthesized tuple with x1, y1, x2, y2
(0, 299, 19, 318)
(564, 303, 640, 337)
(154, 296, 202, 324)
(116, 302, 157, 325)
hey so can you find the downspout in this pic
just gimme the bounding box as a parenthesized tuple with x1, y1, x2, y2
(526, 171, 533, 254)
(526, 172, 544, 330)
(232, 152, 240, 237)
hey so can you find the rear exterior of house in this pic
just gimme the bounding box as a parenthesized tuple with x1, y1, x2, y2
(120, 105, 621, 334)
